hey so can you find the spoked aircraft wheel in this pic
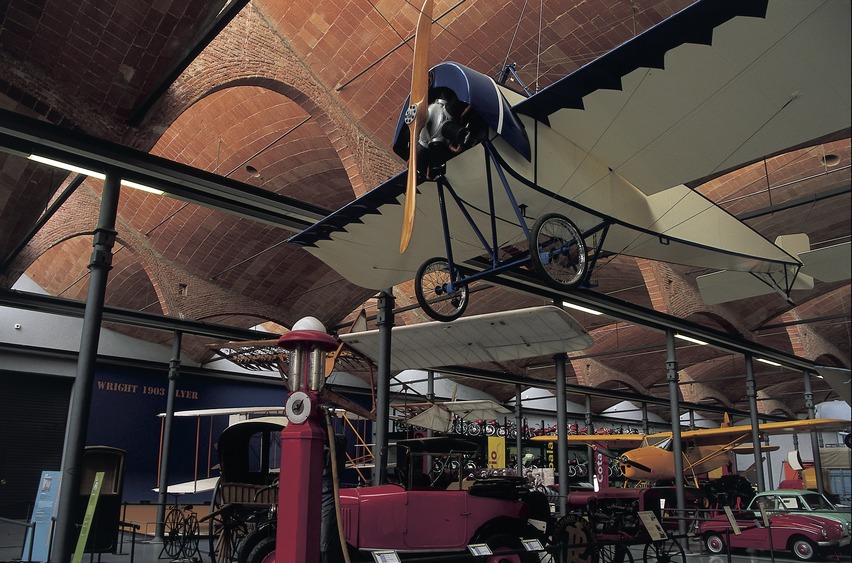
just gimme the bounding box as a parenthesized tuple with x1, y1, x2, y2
(642, 537, 685, 563)
(529, 213, 587, 289)
(415, 257, 469, 322)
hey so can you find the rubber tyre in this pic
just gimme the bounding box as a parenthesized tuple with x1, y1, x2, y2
(237, 524, 275, 563)
(790, 536, 818, 561)
(245, 535, 275, 563)
(529, 213, 587, 289)
(483, 533, 538, 563)
(414, 257, 468, 322)
(704, 533, 726, 555)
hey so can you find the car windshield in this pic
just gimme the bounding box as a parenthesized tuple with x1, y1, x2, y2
(801, 492, 836, 510)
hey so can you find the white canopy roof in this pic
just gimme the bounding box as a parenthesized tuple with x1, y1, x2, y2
(340, 305, 593, 371)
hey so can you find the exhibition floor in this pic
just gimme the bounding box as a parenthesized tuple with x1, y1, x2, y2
(2, 520, 849, 563)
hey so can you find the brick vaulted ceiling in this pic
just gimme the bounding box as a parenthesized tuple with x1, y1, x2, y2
(0, 0, 849, 422)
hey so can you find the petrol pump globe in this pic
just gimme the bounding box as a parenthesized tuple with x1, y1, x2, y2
(278, 316, 338, 393)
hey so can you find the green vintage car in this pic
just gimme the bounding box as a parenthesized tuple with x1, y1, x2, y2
(746, 490, 852, 533)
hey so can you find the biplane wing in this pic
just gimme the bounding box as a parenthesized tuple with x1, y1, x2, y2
(533, 418, 851, 447)
(289, 0, 851, 292)
(532, 418, 850, 481)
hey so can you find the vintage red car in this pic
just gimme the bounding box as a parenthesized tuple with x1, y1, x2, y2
(337, 437, 551, 558)
(240, 436, 579, 563)
(698, 508, 851, 561)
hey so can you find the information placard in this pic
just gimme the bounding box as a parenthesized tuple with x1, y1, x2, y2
(723, 506, 742, 535)
(22, 471, 62, 562)
(71, 472, 105, 563)
(637, 510, 668, 542)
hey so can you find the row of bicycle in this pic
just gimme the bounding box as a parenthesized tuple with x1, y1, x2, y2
(397, 417, 644, 438)
(428, 454, 626, 480)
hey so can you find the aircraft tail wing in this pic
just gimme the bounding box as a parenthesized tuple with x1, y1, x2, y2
(697, 236, 851, 305)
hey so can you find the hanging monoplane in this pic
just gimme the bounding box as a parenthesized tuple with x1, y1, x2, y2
(289, 0, 851, 322)
(531, 417, 850, 483)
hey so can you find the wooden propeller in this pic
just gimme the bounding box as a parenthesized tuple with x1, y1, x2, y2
(399, 0, 434, 253)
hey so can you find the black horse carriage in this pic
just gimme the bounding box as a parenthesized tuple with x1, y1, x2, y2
(200, 416, 286, 563)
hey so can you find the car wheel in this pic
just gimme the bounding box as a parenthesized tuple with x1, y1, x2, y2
(245, 535, 275, 563)
(237, 523, 275, 563)
(704, 533, 726, 554)
(484, 533, 538, 563)
(790, 536, 818, 561)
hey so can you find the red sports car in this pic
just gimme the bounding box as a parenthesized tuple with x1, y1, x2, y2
(699, 508, 850, 561)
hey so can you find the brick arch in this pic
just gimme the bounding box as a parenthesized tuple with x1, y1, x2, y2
(682, 311, 743, 338)
(3, 185, 103, 287)
(198, 312, 283, 329)
(676, 376, 734, 409)
(637, 259, 753, 336)
(783, 310, 850, 369)
(813, 353, 849, 369)
(756, 391, 795, 418)
(141, 4, 401, 199)
(569, 358, 652, 397)
(110, 219, 298, 325)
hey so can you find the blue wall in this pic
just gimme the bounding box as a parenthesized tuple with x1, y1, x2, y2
(85, 368, 371, 505)
(86, 368, 286, 504)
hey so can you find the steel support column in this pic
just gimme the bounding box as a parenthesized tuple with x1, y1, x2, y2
(373, 289, 394, 486)
(52, 172, 120, 563)
(745, 355, 766, 492)
(584, 394, 593, 487)
(666, 329, 687, 536)
(803, 370, 825, 494)
(155, 330, 182, 541)
(554, 353, 568, 516)
(766, 438, 775, 490)
(427, 370, 435, 438)
(515, 384, 523, 472)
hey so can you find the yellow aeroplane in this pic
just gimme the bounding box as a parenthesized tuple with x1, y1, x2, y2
(532, 418, 850, 483)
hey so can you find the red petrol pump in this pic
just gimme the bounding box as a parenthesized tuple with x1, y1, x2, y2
(275, 317, 338, 563)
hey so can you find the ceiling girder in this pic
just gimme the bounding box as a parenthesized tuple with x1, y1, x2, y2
(0, 109, 329, 232)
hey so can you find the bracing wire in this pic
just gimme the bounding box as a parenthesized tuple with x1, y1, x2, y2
(501, 0, 529, 77)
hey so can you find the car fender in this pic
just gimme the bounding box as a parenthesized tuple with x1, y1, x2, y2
(470, 516, 542, 544)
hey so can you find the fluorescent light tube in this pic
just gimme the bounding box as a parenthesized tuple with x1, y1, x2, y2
(28, 154, 105, 179)
(563, 302, 602, 316)
(675, 333, 708, 346)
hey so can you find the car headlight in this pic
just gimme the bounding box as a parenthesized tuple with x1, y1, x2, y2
(821, 528, 828, 538)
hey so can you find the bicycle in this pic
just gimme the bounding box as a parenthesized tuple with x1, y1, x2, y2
(161, 502, 200, 560)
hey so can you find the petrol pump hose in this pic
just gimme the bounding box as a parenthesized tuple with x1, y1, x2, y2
(325, 408, 353, 563)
